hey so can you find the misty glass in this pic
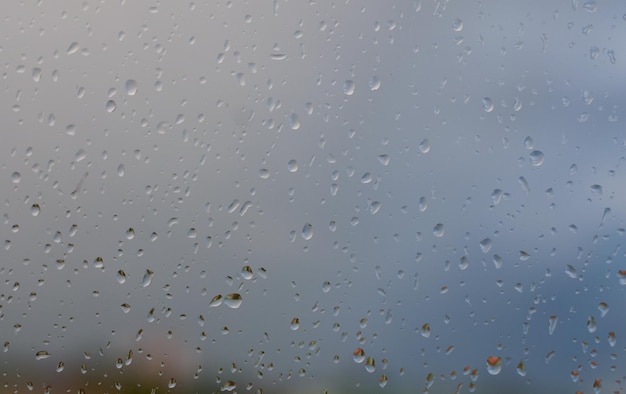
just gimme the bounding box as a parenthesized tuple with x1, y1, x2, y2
(1, 1, 625, 393)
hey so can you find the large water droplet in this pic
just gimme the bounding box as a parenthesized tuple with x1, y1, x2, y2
(287, 160, 298, 172)
(11, 171, 21, 183)
(365, 357, 376, 373)
(209, 294, 223, 307)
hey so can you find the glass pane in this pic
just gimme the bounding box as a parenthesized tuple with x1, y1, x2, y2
(2, 1, 624, 393)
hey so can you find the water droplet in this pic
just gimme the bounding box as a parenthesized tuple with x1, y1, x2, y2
(117, 164, 125, 177)
(598, 302, 609, 317)
(548, 315, 558, 335)
(67, 42, 79, 55)
(486, 356, 502, 375)
(116, 270, 127, 284)
(209, 294, 223, 307)
(418, 138, 431, 153)
(343, 80, 355, 95)
(258, 168, 270, 179)
(608, 331, 616, 347)
(56, 362, 64, 372)
(379, 373, 388, 388)
(370, 201, 381, 215)
(590, 184, 602, 195)
(493, 255, 503, 269)
(491, 189, 503, 205)
(221, 381, 237, 391)
(421, 323, 431, 338)
(570, 370, 580, 382)
(518, 176, 530, 193)
(290, 317, 300, 330)
(565, 265, 577, 279)
(479, 238, 492, 253)
(369, 76, 381, 91)
(141, 269, 154, 288)
(365, 357, 376, 373)
(587, 315, 597, 333)
(224, 293, 243, 309)
(433, 223, 445, 238)
(35, 350, 50, 360)
(125, 227, 135, 240)
(452, 18, 464, 31)
(530, 150, 544, 166)
(287, 160, 298, 172)
(353, 348, 365, 363)
(322, 281, 331, 293)
(31, 203, 40, 216)
(482, 97, 494, 112)
(121, 303, 131, 313)
(418, 196, 427, 212)
(11, 171, 21, 183)
(168, 378, 176, 389)
(361, 172, 372, 183)
(241, 265, 253, 280)
(516, 361, 526, 376)
(301, 223, 313, 240)
(377, 154, 390, 166)
(105, 100, 116, 113)
(125, 79, 138, 96)
(288, 113, 301, 130)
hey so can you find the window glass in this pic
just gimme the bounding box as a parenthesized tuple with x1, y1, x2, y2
(2, 1, 624, 393)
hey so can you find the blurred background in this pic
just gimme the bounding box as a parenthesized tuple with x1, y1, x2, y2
(1, 0, 626, 392)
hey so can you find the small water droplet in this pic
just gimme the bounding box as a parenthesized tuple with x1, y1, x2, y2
(11, 171, 21, 183)
(67, 42, 79, 55)
(125, 227, 135, 240)
(365, 357, 376, 373)
(482, 97, 494, 112)
(259, 168, 270, 179)
(418, 138, 431, 153)
(587, 315, 597, 333)
(598, 302, 609, 317)
(117, 164, 125, 177)
(121, 303, 131, 313)
(433, 223, 445, 238)
(290, 317, 300, 330)
(322, 281, 331, 293)
(486, 356, 502, 375)
(479, 238, 492, 253)
(418, 196, 427, 212)
(287, 160, 298, 172)
(224, 293, 243, 309)
(116, 270, 127, 284)
(548, 315, 558, 335)
(31, 203, 41, 216)
(209, 294, 223, 307)
(301, 223, 313, 240)
(361, 172, 372, 184)
(421, 323, 431, 338)
(343, 80, 355, 95)
(608, 331, 616, 347)
(369, 76, 381, 91)
(106, 100, 116, 113)
(141, 269, 154, 288)
(516, 361, 526, 376)
(377, 154, 390, 166)
(353, 348, 365, 363)
(35, 350, 50, 360)
(125, 79, 138, 96)
(379, 373, 388, 388)
(452, 18, 464, 31)
(590, 184, 602, 195)
(168, 378, 176, 389)
(241, 265, 253, 280)
(289, 113, 301, 130)
(529, 150, 544, 166)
